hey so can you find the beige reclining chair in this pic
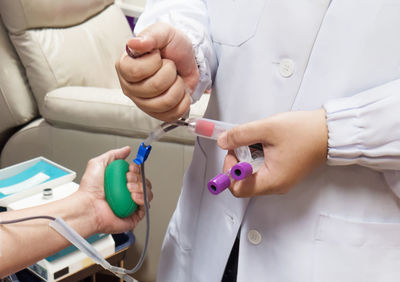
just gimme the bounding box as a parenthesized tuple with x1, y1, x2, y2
(0, 0, 209, 281)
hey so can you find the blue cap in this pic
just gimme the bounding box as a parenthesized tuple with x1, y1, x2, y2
(133, 142, 152, 165)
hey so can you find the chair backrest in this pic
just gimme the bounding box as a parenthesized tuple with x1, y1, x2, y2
(0, 15, 37, 148)
(0, 0, 132, 113)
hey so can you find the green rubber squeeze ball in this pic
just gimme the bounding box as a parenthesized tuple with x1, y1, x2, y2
(104, 159, 137, 218)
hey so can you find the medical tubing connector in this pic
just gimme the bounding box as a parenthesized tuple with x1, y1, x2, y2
(143, 126, 165, 147)
(133, 142, 152, 165)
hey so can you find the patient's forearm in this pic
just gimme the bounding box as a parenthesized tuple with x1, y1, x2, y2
(0, 191, 95, 278)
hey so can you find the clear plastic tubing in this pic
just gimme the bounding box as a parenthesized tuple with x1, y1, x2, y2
(143, 124, 166, 147)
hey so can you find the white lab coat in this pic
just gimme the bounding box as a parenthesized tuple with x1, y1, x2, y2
(136, 0, 400, 281)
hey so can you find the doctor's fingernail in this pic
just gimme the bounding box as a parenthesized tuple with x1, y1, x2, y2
(129, 34, 147, 44)
(126, 45, 142, 58)
(135, 35, 147, 41)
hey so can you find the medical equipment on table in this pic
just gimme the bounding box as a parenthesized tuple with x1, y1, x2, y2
(0, 157, 75, 206)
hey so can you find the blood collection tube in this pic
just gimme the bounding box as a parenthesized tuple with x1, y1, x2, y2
(207, 151, 264, 195)
(231, 151, 264, 180)
(207, 163, 253, 195)
(187, 117, 234, 140)
(185, 117, 265, 195)
(187, 118, 253, 162)
(208, 172, 232, 195)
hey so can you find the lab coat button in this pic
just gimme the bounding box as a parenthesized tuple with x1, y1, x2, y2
(279, 59, 294, 78)
(247, 230, 262, 245)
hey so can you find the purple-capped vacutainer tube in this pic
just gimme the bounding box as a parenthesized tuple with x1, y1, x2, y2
(230, 162, 253, 181)
(207, 173, 231, 195)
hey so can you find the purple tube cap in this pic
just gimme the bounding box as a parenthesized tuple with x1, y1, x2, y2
(207, 173, 230, 195)
(230, 162, 253, 181)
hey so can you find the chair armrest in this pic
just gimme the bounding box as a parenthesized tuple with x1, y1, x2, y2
(42, 86, 209, 144)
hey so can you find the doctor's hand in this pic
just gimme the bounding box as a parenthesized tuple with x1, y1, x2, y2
(218, 109, 328, 197)
(115, 22, 199, 122)
(78, 146, 153, 234)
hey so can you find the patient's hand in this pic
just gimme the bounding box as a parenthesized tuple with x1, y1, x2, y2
(79, 146, 153, 234)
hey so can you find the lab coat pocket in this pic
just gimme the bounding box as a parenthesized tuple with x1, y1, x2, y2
(168, 140, 207, 251)
(313, 214, 400, 282)
(207, 0, 267, 46)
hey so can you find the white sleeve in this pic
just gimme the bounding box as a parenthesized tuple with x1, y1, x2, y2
(135, 0, 217, 102)
(323, 78, 400, 171)
(323, 79, 400, 197)
(383, 170, 400, 199)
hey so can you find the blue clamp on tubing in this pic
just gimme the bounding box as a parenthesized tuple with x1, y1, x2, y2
(133, 142, 152, 165)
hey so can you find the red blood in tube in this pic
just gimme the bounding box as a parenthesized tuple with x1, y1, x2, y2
(195, 119, 215, 137)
